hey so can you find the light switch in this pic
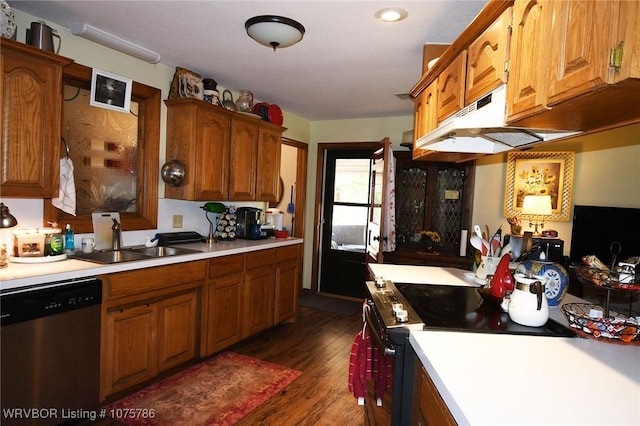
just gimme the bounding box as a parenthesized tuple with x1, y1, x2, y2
(172, 215, 183, 228)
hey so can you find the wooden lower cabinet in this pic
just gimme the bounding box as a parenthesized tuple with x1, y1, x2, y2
(103, 303, 158, 398)
(275, 245, 300, 323)
(205, 254, 245, 355)
(100, 261, 206, 401)
(243, 250, 276, 337)
(101, 247, 301, 400)
(413, 357, 456, 426)
(157, 291, 199, 372)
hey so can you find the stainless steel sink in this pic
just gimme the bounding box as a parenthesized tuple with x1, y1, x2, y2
(70, 246, 200, 264)
(125, 246, 201, 257)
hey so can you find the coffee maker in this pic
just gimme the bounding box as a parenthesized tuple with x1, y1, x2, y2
(236, 207, 263, 239)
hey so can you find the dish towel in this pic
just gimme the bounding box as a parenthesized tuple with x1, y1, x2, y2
(52, 157, 76, 216)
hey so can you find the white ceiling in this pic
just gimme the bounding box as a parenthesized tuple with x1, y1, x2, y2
(11, 0, 486, 121)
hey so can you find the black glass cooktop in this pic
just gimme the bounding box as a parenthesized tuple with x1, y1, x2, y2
(394, 283, 575, 337)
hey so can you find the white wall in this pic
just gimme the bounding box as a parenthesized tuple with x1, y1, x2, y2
(2, 9, 312, 249)
(473, 123, 640, 255)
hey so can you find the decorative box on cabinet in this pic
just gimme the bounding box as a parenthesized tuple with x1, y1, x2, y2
(165, 99, 283, 202)
(1, 39, 73, 197)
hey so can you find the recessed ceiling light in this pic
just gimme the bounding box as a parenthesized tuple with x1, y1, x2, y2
(375, 8, 408, 23)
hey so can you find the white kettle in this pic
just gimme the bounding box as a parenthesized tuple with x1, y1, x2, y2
(508, 273, 549, 327)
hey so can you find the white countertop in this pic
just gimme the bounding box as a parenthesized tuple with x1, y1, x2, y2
(370, 263, 639, 424)
(0, 238, 302, 291)
(410, 327, 640, 426)
(368, 263, 478, 287)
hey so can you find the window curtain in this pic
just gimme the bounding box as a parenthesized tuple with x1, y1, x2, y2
(382, 146, 396, 252)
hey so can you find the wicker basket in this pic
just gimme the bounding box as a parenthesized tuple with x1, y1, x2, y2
(572, 264, 639, 291)
(562, 303, 640, 345)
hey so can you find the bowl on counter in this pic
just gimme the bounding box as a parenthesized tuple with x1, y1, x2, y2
(274, 230, 289, 239)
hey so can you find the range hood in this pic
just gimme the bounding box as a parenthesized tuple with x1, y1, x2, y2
(415, 85, 581, 154)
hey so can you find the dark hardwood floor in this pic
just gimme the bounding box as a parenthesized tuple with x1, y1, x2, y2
(232, 306, 364, 426)
(91, 305, 365, 425)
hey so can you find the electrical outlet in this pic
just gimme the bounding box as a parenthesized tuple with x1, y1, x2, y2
(172, 215, 183, 228)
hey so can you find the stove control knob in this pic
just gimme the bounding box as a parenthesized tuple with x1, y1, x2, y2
(396, 309, 408, 322)
(374, 276, 385, 288)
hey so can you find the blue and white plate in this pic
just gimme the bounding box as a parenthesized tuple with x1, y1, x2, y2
(516, 260, 569, 306)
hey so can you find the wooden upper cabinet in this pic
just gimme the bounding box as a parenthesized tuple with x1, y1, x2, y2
(255, 127, 281, 203)
(228, 119, 258, 200)
(436, 51, 467, 122)
(1, 39, 73, 197)
(412, 81, 439, 160)
(165, 99, 283, 201)
(546, 0, 621, 106)
(465, 7, 512, 105)
(507, 0, 551, 121)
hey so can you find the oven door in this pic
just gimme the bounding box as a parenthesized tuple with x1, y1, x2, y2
(364, 301, 415, 426)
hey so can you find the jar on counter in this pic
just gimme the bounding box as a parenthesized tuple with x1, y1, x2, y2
(43, 227, 63, 256)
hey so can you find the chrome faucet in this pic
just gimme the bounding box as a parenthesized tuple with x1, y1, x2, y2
(111, 218, 121, 250)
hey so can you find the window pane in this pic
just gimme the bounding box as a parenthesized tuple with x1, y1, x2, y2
(331, 205, 368, 251)
(334, 158, 371, 204)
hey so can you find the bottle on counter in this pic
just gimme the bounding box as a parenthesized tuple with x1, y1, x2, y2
(45, 228, 63, 256)
(64, 223, 75, 254)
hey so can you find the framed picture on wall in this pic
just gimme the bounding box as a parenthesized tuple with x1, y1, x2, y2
(90, 68, 132, 113)
(504, 151, 575, 221)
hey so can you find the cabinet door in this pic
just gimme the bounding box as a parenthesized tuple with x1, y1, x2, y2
(157, 291, 199, 372)
(413, 359, 457, 426)
(1, 44, 68, 197)
(206, 273, 243, 354)
(229, 119, 258, 200)
(465, 7, 511, 104)
(546, 0, 620, 106)
(412, 81, 438, 160)
(243, 265, 275, 337)
(274, 245, 300, 323)
(256, 127, 282, 202)
(507, 0, 552, 121)
(103, 304, 157, 397)
(194, 108, 231, 200)
(436, 51, 467, 122)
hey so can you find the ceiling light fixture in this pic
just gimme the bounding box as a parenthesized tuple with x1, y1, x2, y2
(245, 15, 305, 51)
(69, 23, 161, 63)
(375, 8, 408, 23)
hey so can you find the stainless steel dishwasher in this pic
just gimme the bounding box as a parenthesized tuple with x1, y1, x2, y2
(1, 276, 102, 426)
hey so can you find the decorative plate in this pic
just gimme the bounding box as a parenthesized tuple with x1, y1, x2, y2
(9, 254, 68, 263)
(516, 260, 569, 306)
(1, 0, 16, 39)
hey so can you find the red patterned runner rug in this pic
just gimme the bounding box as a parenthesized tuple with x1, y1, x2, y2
(103, 352, 302, 426)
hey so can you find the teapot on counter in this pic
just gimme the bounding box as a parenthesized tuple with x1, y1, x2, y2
(508, 273, 549, 327)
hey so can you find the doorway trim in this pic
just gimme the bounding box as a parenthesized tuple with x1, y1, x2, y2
(310, 141, 379, 293)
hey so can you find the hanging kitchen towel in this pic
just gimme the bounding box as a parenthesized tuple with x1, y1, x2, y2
(52, 156, 76, 216)
(382, 145, 396, 252)
(348, 328, 371, 405)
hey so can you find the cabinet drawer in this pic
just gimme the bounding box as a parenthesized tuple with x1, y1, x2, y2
(104, 261, 207, 300)
(209, 254, 245, 278)
(276, 245, 299, 263)
(246, 248, 276, 270)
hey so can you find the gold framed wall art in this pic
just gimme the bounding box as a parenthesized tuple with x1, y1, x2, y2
(504, 151, 575, 221)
